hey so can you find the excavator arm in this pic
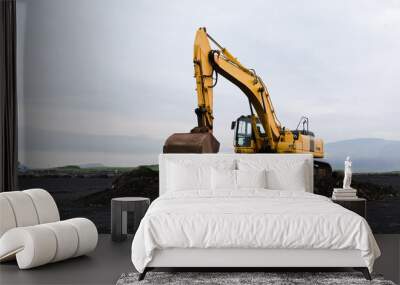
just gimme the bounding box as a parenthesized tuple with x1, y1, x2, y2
(192, 29, 214, 131)
(193, 27, 282, 151)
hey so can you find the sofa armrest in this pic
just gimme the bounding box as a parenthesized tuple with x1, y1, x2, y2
(0, 226, 57, 268)
(0, 218, 98, 269)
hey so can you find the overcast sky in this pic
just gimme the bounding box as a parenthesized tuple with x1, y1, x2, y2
(17, 0, 400, 168)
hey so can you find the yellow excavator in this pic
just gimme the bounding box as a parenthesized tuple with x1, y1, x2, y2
(164, 27, 330, 173)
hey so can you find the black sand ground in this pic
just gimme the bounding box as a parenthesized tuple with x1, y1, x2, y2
(18, 170, 400, 234)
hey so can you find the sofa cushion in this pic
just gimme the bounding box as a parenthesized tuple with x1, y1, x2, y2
(0, 189, 60, 238)
(24, 189, 60, 224)
(0, 191, 39, 227)
(42, 221, 79, 262)
(65, 218, 98, 257)
(0, 196, 17, 237)
(0, 218, 98, 269)
(0, 226, 57, 269)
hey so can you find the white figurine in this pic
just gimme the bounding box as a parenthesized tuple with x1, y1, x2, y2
(343, 156, 352, 189)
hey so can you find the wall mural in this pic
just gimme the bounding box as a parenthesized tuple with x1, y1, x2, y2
(17, 0, 400, 233)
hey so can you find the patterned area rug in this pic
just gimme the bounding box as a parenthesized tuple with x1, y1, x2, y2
(116, 272, 396, 285)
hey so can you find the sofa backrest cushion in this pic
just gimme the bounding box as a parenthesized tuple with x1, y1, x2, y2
(23, 189, 60, 224)
(0, 189, 60, 238)
(0, 196, 17, 237)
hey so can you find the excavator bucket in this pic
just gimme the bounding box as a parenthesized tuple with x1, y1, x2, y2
(163, 132, 220, 153)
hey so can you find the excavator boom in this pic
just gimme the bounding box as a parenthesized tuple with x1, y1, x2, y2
(163, 28, 220, 153)
(192, 28, 214, 131)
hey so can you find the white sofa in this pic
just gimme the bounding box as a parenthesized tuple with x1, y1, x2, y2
(0, 189, 98, 269)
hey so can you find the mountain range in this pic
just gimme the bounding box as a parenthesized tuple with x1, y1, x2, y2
(325, 138, 400, 172)
(18, 138, 400, 173)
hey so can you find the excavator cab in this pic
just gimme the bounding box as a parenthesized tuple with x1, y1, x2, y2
(232, 115, 266, 153)
(232, 116, 252, 148)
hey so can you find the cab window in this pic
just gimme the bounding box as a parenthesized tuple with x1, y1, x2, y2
(256, 122, 265, 135)
(236, 120, 252, 147)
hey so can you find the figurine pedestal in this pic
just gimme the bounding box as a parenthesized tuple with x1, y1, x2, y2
(332, 188, 358, 200)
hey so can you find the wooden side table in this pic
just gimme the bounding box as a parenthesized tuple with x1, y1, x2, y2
(111, 197, 150, 241)
(331, 197, 366, 219)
